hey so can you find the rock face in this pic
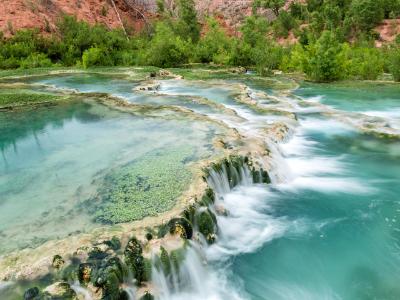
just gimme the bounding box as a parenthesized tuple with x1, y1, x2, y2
(0, 0, 277, 37)
(0, 0, 153, 37)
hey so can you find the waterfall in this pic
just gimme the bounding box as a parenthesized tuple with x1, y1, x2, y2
(206, 159, 252, 195)
(70, 281, 92, 300)
(145, 156, 281, 300)
(150, 244, 213, 300)
(124, 286, 136, 300)
(264, 138, 294, 184)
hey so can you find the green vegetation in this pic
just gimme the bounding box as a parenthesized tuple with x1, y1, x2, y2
(89, 147, 193, 224)
(1, 0, 400, 82)
(0, 92, 64, 108)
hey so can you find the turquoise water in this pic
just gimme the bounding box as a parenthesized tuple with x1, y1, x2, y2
(213, 86, 400, 300)
(231, 120, 400, 299)
(1, 72, 400, 300)
(0, 99, 217, 254)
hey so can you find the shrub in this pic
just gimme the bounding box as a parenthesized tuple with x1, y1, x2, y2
(19, 53, 52, 69)
(347, 47, 384, 80)
(144, 22, 192, 67)
(195, 18, 233, 64)
(349, 0, 385, 32)
(388, 47, 400, 81)
(303, 31, 347, 82)
(82, 47, 108, 68)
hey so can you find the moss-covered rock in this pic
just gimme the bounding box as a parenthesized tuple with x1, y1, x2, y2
(43, 282, 77, 299)
(159, 246, 171, 275)
(104, 236, 121, 251)
(252, 168, 271, 184)
(207, 155, 250, 189)
(168, 217, 193, 239)
(88, 246, 109, 260)
(52, 255, 65, 270)
(124, 237, 146, 284)
(78, 263, 93, 285)
(94, 257, 127, 300)
(197, 209, 217, 244)
(140, 291, 155, 300)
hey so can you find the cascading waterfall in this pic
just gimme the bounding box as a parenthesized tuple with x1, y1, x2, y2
(70, 281, 93, 300)
(147, 158, 286, 300)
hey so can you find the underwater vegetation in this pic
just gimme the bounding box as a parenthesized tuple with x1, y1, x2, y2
(0, 92, 66, 109)
(87, 147, 194, 224)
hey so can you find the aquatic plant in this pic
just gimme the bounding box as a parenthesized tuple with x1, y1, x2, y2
(90, 147, 194, 224)
(0, 92, 66, 108)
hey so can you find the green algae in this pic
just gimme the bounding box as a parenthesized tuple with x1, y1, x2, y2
(0, 92, 67, 109)
(89, 147, 194, 224)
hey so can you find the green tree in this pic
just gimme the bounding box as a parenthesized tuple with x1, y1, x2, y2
(143, 22, 192, 67)
(176, 0, 200, 42)
(347, 47, 384, 80)
(254, 0, 285, 16)
(349, 0, 385, 32)
(241, 16, 269, 47)
(303, 31, 347, 82)
(388, 47, 400, 81)
(196, 18, 233, 64)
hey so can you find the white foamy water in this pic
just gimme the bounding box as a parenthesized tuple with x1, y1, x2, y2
(362, 109, 400, 130)
(207, 186, 288, 260)
(0, 282, 13, 291)
(71, 281, 92, 300)
(151, 245, 245, 300)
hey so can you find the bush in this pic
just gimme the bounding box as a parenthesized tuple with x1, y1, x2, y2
(302, 31, 347, 82)
(82, 47, 109, 68)
(20, 53, 52, 69)
(388, 47, 400, 81)
(143, 22, 192, 67)
(195, 18, 233, 64)
(347, 47, 384, 80)
(273, 11, 296, 38)
(349, 0, 385, 32)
